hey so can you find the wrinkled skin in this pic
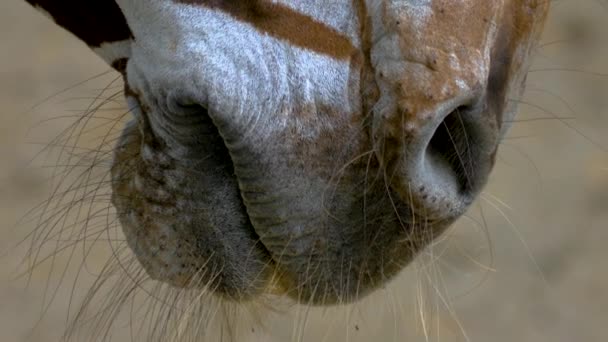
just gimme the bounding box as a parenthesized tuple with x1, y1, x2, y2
(28, 0, 550, 305)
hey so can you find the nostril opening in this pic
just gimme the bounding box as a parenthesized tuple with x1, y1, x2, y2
(426, 106, 478, 194)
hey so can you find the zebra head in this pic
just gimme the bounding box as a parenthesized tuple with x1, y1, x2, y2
(26, 0, 550, 304)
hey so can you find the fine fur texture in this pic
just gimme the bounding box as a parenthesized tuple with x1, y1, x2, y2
(22, 0, 550, 339)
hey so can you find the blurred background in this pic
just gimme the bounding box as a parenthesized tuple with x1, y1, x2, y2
(1, 1, 607, 341)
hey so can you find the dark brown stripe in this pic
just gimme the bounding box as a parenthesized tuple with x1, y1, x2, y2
(26, 0, 132, 47)
(175, 0, 355, 60)
(353, 0, 378, 114)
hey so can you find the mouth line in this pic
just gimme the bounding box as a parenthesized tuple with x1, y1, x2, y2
(186, 106, 280, 275)
(181, 108, 283, 298)
(113, 103, 282, 299)
(201, 119, 300, 300)
(204, 120, 282, 297)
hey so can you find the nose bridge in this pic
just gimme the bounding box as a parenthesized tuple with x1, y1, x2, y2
(368, 1, 505, 217)
(393, 4, 496, 99)
(390, 45, 486, 134)
(371, 0, 501, 138)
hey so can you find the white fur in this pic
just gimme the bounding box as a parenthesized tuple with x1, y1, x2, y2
(92, 39, 133, 64)
(115, 0, 360, 141)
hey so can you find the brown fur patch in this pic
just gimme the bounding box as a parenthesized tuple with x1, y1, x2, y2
(175, 0, 356, 60)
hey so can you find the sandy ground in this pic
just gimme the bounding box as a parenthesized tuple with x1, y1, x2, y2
(1, 1, 607, 341)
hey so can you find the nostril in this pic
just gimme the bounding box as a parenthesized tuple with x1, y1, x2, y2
(380, 98, 497, 218)
(426, 106, 479, 194)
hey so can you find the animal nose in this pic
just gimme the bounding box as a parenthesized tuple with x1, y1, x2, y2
(373, 84, 498, 220)
(367, 2, 507, 221)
